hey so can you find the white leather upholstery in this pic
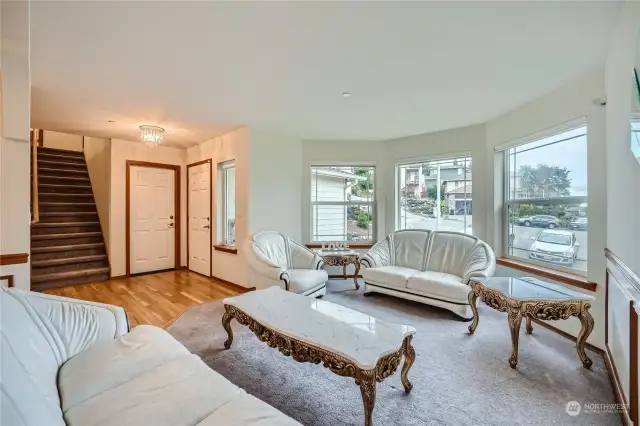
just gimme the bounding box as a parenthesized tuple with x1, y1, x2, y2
(1, 287, 300, 426)
(246, 231, 327, 297)
(361, 230, 496, 319)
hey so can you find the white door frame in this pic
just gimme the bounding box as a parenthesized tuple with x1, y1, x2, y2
(126, 160, 181, 276)
(187, 159, 212, 277)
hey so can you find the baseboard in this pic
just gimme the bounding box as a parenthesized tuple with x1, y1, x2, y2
(211, 275, 255, 293)
(605, 344, 633, 426)
(110, 274, 128, 280)
(529, 319, 603, 355)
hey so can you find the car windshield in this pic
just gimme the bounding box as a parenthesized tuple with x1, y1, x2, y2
(537, 232, 571, 245)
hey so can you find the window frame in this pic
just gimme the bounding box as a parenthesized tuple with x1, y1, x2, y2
(502, 124, 588, 277)
(220, 160, 236, 247)
(396, 153, 473, 233)
(310, 165, 377, 244)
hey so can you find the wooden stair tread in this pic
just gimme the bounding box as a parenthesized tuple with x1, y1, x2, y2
(31, 267, 110, 283)
(39, 184, 92, 189)
(40, 212, 97, 216)
(31, 243, 104, 253)
(33, 221, 100, 227)
(39, 175, 90, 181)
(32, 255, 107, 267)
(38, 153, 85, 162)
(32, 232, 102, 240)
(39, 193, 94, 197)
(37, 147, 85, 156)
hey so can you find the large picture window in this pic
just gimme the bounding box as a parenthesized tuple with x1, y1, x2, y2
(311, 166, 375, 242)
(504, 125, 588, 274)
(398, 156, 472, 234)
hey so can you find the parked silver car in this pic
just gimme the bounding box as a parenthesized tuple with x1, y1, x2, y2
(529, 229, 580, 266)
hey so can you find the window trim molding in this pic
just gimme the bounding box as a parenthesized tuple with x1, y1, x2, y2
(496, 257, 597, 292)
(494, 116, 587, 153)
(219, 160, 236, 246)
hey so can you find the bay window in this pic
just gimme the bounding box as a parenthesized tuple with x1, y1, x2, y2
(503, 125, 588, 274)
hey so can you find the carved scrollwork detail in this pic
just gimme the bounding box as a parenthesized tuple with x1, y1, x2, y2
(321, 254, 359, 267)
(522, 301, 582, 320)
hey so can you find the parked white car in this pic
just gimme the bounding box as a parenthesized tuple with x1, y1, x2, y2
(529, 229, 580, 267)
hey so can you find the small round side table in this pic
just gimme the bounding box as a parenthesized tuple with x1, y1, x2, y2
(315, 249, 360, 289)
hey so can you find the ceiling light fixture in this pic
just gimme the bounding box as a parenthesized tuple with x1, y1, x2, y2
(342, 92, 352, 98)
(139, 125, 165, 147)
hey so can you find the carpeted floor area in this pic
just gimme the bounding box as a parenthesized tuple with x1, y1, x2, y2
(167, 279, 620, 426)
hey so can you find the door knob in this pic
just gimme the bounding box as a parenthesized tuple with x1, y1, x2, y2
(203, 225, 210, 229)
(170, 215, 174, 219)
(168, 222, 174, 228)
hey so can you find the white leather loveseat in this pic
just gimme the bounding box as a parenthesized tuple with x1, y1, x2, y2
(245, 231, 328, 297)
(1, 286, 299, 426)
(360, 230, 496, 319)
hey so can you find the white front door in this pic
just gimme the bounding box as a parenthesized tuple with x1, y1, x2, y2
(188, 162, 211, 276)
(130, 166, 176, 274)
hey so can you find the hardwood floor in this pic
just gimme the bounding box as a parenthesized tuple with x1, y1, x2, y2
(44, 270, 248, 328)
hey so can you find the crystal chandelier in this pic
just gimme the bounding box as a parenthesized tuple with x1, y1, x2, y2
(139, 125, 165, 147)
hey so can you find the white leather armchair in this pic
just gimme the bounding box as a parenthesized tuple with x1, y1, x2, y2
(360, 230, 496, 319)
(245, 231, 328, 297)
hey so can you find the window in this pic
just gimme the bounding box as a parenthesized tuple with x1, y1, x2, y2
(220, 161, 235, 246)
(632, 119, 640, 162)
(504, 125, 587, 274)
(311, 166, 375, 242)
(397, 156, 472, 234)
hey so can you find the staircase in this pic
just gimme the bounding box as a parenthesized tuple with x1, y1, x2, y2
(31, 147, 110, 291)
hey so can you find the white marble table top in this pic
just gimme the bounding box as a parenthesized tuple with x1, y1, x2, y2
(473, 277, 595, 301)
(224, 287, 416, 370)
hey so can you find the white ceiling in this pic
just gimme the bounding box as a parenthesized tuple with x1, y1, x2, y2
(30, 1, 622, 147)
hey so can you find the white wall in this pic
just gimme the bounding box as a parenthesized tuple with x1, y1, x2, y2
(109, 139, 187, 277)
(248, 128, 303, 241)
(186, 127, 251, 287)
(84, 137, 111, 259)
(0, 0, 31, 289)
(42, 130, 83, 152)
(606, 1, 640, 276)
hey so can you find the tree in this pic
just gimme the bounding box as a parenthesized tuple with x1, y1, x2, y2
(354, 167, 373, 193)
(356, 210, 370, 229)
(519, 164, 572, 198)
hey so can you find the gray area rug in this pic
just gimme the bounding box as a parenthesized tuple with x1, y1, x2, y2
(168, 280, 619, 426)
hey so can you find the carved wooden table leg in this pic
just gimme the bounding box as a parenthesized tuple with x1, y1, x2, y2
(525, 317, 533, 334)
(507, 306, 523, 369)
(356, 369, 376, 426)
(576, 302, 594, 369)
(468, 290, 480, 334)
(354, 259, 361, 290)
(401, 335, 415, 393)
(222, 305, 235, 349)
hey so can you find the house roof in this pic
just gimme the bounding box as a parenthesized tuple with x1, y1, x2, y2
(446, 183, 473, 194)
(313, 167, 366, 180)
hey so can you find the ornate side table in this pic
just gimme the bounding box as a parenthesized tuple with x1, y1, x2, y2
(315, 249, 361, 289)
(468, 276, 595, 369)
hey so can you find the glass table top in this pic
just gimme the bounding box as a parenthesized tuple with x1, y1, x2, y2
(474, 277, 595, 301)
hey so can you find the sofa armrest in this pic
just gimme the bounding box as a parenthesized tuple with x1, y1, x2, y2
(289, 240, 324, 270)
(360, 238, 391, 269)
(245, 240, 290, 287)
(462, 242, 497, 283)
(9, 288, 129, 362)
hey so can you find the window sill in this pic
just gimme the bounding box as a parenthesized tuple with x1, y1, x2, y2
(306, 243, 375, 249)
(214, 245, 237, 255)
(496, 257, 597, 292)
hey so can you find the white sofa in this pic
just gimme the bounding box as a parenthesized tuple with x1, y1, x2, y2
(360, 230, 496, 319)
(1, 286, 299, 426)
(245, 231, 328, 297)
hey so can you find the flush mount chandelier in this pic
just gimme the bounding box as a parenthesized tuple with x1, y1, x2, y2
(139, 125, 165, 147)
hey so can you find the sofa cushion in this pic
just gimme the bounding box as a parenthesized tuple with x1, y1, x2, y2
(58, 325, 190, 412)
(392, 230, 432, 271)
(253, 231, 290, 268)
(198, 394, 301, 425)
(63, 354, 244, 426)
(406, 271, 470, 303)
(427, 232, 479, 277)
(1, 287, 66, 426)
(287, 269, 328, 293)
(362, 266, 417, 288)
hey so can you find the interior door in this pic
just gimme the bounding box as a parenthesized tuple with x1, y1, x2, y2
(188, 162, 211, 276)
(130, 166, 176, 274)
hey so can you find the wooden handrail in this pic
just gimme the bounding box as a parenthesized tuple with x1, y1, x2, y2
(31, 130, 39, 224)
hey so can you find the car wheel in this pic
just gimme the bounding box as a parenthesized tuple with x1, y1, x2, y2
(524, 221, 531, 227)
(548, 223, 556, 229)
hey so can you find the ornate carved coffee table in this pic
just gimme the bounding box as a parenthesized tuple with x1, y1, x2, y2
(315, 249, 361, 289)
(468, 277, 595, 369)
(222, 287, 416, 426)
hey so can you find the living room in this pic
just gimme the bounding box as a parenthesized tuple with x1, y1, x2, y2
(2, 1, 640, 426)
